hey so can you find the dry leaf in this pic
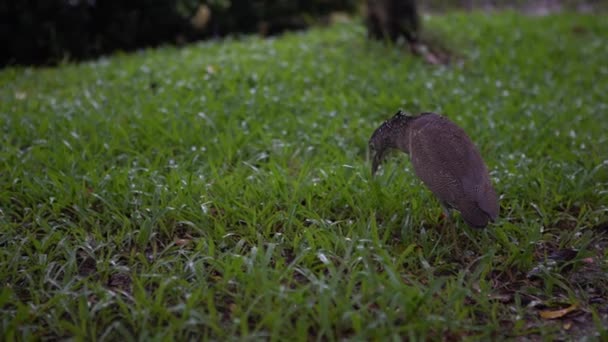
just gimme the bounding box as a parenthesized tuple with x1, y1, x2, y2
(539, 304, 578, 320)
(191, 4, 211, 30)
(582, 257, 595, 264)
(424, 52, 441, 65)
(489, 292, 513, 303)
(175, 238, 191, 246)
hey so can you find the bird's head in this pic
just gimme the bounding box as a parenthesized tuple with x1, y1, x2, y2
(369, 110, 413, 176)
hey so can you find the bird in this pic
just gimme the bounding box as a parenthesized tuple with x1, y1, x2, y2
(369, 111, 499, 228)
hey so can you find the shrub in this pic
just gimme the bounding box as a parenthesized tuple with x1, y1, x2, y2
(1, 0, 359, 67)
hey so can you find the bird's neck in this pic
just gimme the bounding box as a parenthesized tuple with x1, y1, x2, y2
(393, 125, 412, 155)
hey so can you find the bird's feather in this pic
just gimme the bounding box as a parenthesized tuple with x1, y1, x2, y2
(404, 114, 498, 225)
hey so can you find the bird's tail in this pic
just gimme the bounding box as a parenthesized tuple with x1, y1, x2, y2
(460, 201, 493, 229)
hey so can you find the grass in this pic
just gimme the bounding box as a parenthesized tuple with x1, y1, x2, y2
(1, 11, 607, 340)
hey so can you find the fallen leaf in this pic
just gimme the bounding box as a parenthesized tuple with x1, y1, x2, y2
(424, 52, 441, 65)
(539, 304, 578, 320)
(175, 238, 191, 246)
(489, 292, 513, 303)
(191, 4, 211, 30)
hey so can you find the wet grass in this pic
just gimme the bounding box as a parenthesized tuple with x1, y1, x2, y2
(1, 11, 607, 340)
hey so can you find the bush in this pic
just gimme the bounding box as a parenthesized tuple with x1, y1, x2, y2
(1, 0, 359, 67)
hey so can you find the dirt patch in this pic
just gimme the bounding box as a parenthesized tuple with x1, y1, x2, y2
(108, 273, 132, 293)
(78, 256, 98, 277)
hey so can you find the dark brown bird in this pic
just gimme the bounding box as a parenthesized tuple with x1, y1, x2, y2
(369, 111, 499, 228)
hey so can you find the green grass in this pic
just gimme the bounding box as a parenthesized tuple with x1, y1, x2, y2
(1, 11, 607, 340)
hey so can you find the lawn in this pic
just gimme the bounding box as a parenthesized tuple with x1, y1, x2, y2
(1, 11, 607, 340)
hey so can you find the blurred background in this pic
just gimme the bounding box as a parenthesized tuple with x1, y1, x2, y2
(1, 0, 604, 67)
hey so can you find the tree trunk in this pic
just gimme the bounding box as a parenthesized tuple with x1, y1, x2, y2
(365, 0, 419, 43)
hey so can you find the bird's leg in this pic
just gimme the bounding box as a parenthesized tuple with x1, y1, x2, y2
(439, 202, 461, 254)
(438, 201, 452, 228)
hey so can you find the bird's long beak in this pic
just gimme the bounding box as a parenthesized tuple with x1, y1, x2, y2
(371, 149, 384, 176)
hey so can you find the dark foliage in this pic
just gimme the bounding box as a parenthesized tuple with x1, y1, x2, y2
(365, 0, 419, 43)
(1, 0, 358, 67)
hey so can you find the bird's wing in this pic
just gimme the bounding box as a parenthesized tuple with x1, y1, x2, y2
(409, 117, 491, 211)
(475, 174, 499, 220)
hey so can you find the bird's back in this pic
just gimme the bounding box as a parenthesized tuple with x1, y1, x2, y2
(406, 114, 498, 227)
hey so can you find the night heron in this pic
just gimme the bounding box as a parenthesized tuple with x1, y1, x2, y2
(369, 111, 499, 228)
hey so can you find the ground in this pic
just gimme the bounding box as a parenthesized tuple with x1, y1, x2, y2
(0, 11, 607, 340)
